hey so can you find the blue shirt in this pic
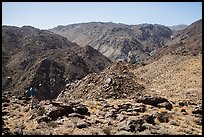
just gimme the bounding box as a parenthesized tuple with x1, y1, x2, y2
(29, 87, 35, 97)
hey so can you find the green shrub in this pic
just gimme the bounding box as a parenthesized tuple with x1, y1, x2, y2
(37, 107, 46, 116)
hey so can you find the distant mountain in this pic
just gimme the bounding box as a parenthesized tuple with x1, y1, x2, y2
(165, 19, 202, 55)
(167, 24, 188, 31)
(2, 25, 112, 100)
(50, 22, 173, 63)
(144, 19, 202, 64)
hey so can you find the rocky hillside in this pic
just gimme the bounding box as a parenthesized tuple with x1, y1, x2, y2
(56, 61, 145, 101)
(144, 19, 202, 64)
(2, 26, 112, 100)
(166, 19, 202, 55)
(132, 54, 202, 103)
(50, 22, 172, 63)
(135, 19, 202, 102)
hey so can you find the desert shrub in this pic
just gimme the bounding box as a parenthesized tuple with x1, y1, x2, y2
(37, 107, 46, 116)
(47, 121, 58, 128)
(102, 127, 111, 135)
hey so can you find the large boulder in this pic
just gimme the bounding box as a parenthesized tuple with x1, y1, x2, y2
(157, 102, 173, 110)
(136, 96, 170, 107)
(127, 118, 145, 132)
(44, 103, 74, 120)
(73, 104, 90, 115)
(43, 102, 90, 120)
(192, 104, 202, 115)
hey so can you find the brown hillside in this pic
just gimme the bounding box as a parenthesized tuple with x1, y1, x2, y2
(2, 26, 112, 100)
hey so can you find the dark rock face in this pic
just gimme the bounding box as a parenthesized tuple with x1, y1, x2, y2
(33, 59, 66, 100)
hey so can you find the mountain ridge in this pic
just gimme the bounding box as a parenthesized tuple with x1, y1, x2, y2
(50, 21, 173, 63)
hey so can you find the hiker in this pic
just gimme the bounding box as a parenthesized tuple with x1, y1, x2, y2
(29, 84, 38, 109)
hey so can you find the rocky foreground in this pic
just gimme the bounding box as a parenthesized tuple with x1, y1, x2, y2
(2, 90, 202, 135)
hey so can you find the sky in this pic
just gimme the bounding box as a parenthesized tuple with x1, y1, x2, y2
(2, 2, 202, 29)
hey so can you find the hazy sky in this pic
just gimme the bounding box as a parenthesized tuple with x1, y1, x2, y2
(2, 2, 202, 29)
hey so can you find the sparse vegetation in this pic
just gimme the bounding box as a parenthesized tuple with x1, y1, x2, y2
(102, 127, 111, 135)
(37, 107, 46, 116)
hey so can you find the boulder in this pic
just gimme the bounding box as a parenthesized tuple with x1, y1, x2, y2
(169, 120, 180, 126)
(37, 115, 51, 123)
(117, 103, 132, 111)
(154, 112, 170, 123)
(157, 102, 173, 110)
(73, 104, 90, 115)
(127, 118, 145, 132)
(192, 105, 202, 115)
(136, 96, 169, 107)
(178, 101, 188, 107)
(141, 114, 155, 125)
(117, 114, 127, 122)
(45, 104, 74, 120)
(117, 120, 130, 131)
(76, 121, 89, 129)
(105, 77, 112, 85)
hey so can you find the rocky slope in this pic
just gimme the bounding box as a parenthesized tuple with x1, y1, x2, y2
(136, 19, 202, 103)
(165, 19, 202, 56)
(2, 26, 112, 100)
(144, 19, 202, 64)
(132, 54, 202, 103)
(50, 22, 172, 63)
(2, 61, 202, 135)
(56, 61, 145, 101)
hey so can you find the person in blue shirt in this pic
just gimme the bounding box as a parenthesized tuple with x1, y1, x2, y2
(29, 84, 38, 109)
